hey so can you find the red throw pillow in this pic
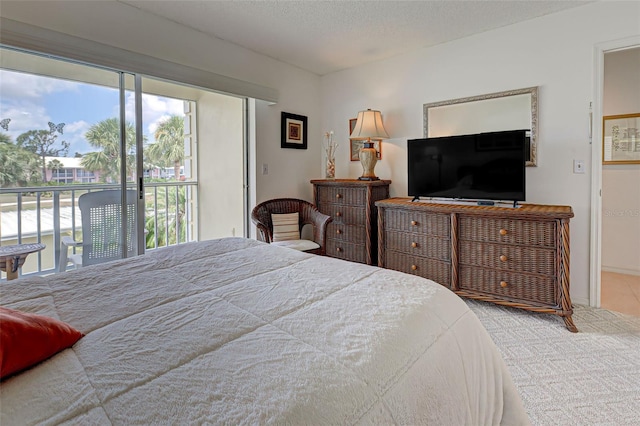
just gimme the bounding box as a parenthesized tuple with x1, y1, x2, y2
(0, 306, 84, 379)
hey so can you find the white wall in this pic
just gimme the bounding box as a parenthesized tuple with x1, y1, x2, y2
(602, 47, 640, 275)
(319, 1, 640, 304)
(197, 92, 245, 240)
(0, 0, 323, 206)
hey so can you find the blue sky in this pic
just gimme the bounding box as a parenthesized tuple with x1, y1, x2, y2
(0, 69, 183, 155)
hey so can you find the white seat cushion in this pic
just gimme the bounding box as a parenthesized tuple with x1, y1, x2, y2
(271, 239, 320, 252)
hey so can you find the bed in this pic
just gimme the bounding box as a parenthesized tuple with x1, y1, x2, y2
(0, 237, 528, 425)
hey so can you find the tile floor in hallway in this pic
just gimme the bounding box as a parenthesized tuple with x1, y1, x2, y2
(601, 271, 640, 317)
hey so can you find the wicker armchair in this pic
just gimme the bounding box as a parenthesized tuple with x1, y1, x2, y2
(251, 198, 332, 255)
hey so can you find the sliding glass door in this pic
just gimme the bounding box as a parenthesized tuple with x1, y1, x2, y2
(0, 47, 142, 274)
(1, 45, 246, 279)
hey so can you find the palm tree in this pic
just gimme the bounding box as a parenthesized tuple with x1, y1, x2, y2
(82, 118, 137, 183)
(147, 115, 184, 180)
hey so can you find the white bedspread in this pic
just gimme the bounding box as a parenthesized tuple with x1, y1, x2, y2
(1, 238, 528, 425)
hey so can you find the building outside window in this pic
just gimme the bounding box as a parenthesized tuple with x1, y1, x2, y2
(76, 169, 95, 183)
(51, 168, 74, 184)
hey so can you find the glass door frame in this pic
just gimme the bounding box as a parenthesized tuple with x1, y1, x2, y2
(131, 74, 145, 256)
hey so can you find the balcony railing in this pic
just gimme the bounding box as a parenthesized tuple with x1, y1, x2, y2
(0, 181, 197, 280)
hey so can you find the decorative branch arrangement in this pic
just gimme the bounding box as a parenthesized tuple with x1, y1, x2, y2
(323, 131, 337, 179)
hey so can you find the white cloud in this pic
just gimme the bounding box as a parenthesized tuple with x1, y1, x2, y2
(121, 92, 184, 143)
(0, 105, 51, 142)
(0, 70, 81, 142)
(0, 69, 79, 99)
(63, 120, 93, 154)
(148, 114, 171, 136)
(64, 120, 91, 134)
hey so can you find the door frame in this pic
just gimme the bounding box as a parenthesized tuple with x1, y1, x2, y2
(589, 35, 640, 307)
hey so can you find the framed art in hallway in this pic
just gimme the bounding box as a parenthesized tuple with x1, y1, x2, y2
(281, 112, 308, 149)
(603, 113, 640, 164)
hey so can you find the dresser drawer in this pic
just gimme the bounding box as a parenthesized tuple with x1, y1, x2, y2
(384, 252, 451, 286)
(459, 241, 555, 275)
(320, 204, 366, 226)
(383, 209, 450, 236)
(459, 216, 556, 248)
(384, 231, 450, 261)
(328, 223, 366, 244)
(326, 239, 366, 263)
(317, 186, 366, 206)
(459, 266, 556, 305)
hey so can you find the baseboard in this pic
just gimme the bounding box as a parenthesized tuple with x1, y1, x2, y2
(602, 266, 640, 277)
(572, 297, 590, 306)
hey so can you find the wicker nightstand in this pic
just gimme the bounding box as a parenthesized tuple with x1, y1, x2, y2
(311, 179, 390, 265)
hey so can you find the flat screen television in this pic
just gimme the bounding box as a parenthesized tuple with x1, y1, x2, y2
(407, 129, 527, 204)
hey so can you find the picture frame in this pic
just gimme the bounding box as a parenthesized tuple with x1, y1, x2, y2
(603, 113, 640, 164)
(281, 112, 308, 149)
(349, 118, 382, 161)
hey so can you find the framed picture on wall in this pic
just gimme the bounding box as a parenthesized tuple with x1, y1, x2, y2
(349, 118, 382, 161)
(281, 112, 308, 149)
(603, 113, 640, 164)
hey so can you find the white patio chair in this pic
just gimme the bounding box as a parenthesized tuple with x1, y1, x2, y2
(58, 190, 138, 272)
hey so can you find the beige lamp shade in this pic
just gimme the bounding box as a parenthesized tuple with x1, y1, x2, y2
(349, 109, 389, 140)
(350, 109, 389, 181)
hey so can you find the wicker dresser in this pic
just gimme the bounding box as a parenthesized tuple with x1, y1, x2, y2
(311, 179, 390, 265)
(376, 198, 577, 332)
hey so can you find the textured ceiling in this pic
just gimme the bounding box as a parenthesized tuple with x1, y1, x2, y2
(119, 0, 590, 76)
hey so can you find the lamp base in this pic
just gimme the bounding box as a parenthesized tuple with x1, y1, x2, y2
(358, 141, 379, 182)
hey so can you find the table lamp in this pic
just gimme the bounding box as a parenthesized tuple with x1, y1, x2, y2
(349, 109, 389, 180)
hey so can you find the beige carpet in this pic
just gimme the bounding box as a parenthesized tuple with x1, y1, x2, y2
(465, 300, 640, 426)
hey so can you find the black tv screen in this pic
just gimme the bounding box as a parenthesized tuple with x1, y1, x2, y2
(408, 130, 527, 202)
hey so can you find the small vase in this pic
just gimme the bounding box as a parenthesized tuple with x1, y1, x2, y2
(326, 156, 336, 179)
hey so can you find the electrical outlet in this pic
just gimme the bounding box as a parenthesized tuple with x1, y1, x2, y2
(573, 160, 585, 174)
(262, 163, 268, 175)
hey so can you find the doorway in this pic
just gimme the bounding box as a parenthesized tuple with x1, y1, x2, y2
(600, 47, 640, 317)
(591, 41, 640, 317)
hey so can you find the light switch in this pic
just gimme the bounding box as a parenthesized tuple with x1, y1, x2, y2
(573, 160, 585, 174)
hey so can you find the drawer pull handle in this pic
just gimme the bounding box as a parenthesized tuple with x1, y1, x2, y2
(411, 242, 418, 248)
(411, 220, 418, 226)
(336, 212, 342, 217)
(336, 229, 342, 235)
(336, 194, 342, 199)
(411, 265, 418, 271)
(500, 255, 508, 262)
(337, 247, 343, 253)
(499, 229, 508, 236)
(500, 281, 508, 288)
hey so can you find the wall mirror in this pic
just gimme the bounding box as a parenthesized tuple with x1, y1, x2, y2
(423, 86, 538, 166)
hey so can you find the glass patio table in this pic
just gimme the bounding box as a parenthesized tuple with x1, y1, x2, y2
(0, 243, 46, 281)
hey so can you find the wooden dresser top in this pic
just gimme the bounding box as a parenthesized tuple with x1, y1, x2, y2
(311, 179, 391, 187)
(376, 197, 574, 219)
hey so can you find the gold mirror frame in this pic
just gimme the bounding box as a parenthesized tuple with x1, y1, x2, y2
(423, 87, 538, 166)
